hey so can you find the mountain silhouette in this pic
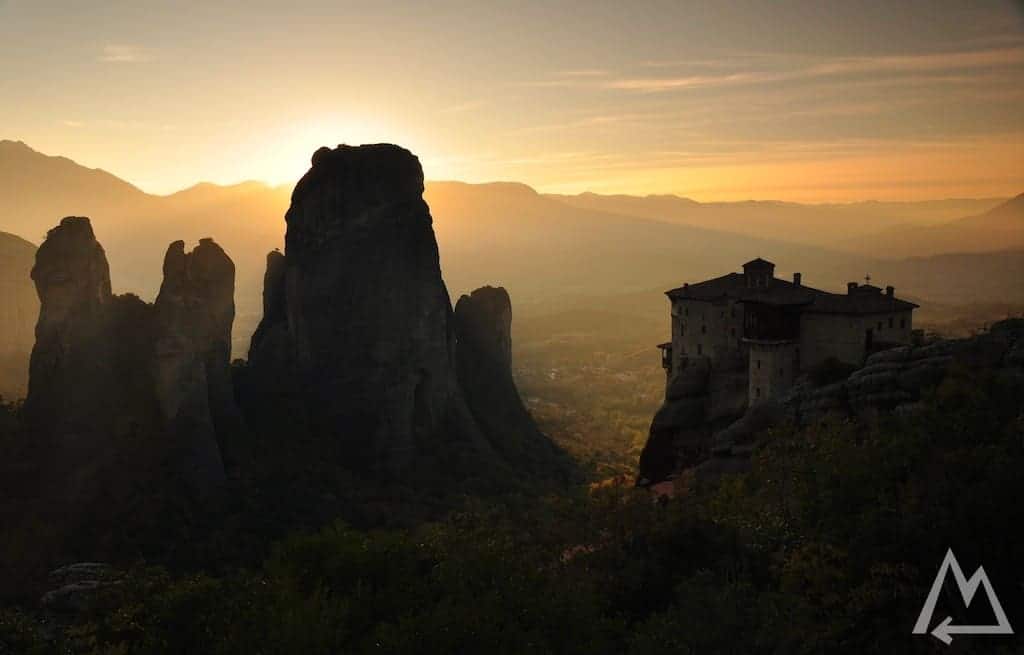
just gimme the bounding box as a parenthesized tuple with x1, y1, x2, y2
(1, 140, 1021, 374)
(840, 193, 1024, 257)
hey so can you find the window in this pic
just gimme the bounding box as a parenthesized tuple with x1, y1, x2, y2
(755, 387, 761, 398)
(697, 344, 703, 355)
(888, 317, 894, 328)
(679, 322, 685, 336)
(779, 367, 784, 376)
(756, 359, 761, 369)
(900, 318, 906, 329)
(701, 325, 707, 334)
(684, 307, 689, 317)
(877, 321, 883, 331)
(730, 327, 736, 337)
(730, 308, 736, 318)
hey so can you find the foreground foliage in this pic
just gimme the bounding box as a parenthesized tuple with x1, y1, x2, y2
(2, 366, 1022, 653)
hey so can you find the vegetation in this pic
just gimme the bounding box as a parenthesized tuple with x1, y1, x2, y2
(2, 363, 1021, 654)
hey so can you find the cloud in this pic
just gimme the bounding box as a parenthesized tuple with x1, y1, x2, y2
(605, 46, 1024, 93)
(60, 120, 84, 128)
(553, 69, 609, 77)
(98, 45, 151, 63)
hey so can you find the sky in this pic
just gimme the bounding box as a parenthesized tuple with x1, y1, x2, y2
(1, 0, 1022, 201)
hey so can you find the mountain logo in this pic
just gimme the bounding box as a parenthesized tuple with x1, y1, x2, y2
(913, 548, 1014, 645)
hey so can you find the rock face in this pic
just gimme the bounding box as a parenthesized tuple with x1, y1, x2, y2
(0, 232, 38, 400)
(154, 238, 244, 481)
(24, 217, 237, 505)
(247, 144, 562, 481)
(25, 217, 120, 442)
(643, 319, 1024, 485)
(636, 353, 748, 486)
(453, 286, 564, 476)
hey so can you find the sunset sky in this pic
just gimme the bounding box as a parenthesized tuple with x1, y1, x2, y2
(1, 0, 1022, 201)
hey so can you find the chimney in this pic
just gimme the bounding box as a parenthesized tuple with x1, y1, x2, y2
(683, 283, 689, 290)
(793, 272, 802, 287)
(886, 285, 894, 297)
(847, 282, 858, 294)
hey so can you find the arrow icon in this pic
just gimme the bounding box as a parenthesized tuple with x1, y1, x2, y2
(913, 549, 1014, 646)
(931, 615, 1014, 645)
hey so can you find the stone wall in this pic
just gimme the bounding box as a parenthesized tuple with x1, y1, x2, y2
(670, 297, 744, 368)
(748, 341, 799, 403)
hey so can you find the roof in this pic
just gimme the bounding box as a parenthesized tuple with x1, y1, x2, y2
(803, 291, 918, 314)
(743, 257, 775, 268)
(666, 269, 919, 315)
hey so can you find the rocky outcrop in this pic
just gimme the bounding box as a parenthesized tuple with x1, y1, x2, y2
(24, 217, 238, 506)
(247, 144, 562, 482)
(453, 286, 565, 477)
(640, 319, 1024, 486)
(636, 353, 748, 486)
(153, 238, 243, 482)
(25, 217, 121, 444)
(40, 563, 121, 614)
(700, 319, 1024, 479)
(0, 232, 38, 400)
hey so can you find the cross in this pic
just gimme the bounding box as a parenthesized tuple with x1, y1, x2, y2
(864, 274, 872, 285)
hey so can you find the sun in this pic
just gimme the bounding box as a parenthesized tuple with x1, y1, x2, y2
(258, 115, 437, 187)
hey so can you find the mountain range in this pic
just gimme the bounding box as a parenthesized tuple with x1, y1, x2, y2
(1, 138, 1022, 381)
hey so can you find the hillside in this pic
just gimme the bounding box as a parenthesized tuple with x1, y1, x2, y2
(0, 232, 37, 400)
(547, 191, 1004, 250)
(840, 193, 1024, 257)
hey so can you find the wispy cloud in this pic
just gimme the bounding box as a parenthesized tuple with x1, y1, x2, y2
(605, 47, 1024, 93)
(98, 44, 151, 63)
(553, 69, 609, 77)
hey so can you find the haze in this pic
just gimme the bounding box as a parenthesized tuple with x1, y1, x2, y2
(1, 0, 1022, 201)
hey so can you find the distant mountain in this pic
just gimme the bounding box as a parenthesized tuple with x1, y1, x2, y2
(839, 193, 1024, 257)
(426, 181, 871, 303)
(0, 140, 149, 243)
(0, 140, 290, 335)
(2, 140, 1021, 366)
(547, 191, 1004, 250)
(0, 231, 37, 399)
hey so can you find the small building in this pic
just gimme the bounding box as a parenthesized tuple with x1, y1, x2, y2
(661, 258, 918, 405)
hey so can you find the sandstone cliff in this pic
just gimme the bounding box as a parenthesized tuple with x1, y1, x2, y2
(247, 144, 563, 483)
(0, 232, 40, 399)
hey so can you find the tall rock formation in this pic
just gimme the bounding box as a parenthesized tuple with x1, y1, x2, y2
(25, 217, 121, 441)
(247, 144, 563, 482)
(0, 232, 40, 399)
(153, 238, 243, 482)
(453, 286, 564, 476)
(24, 217, 237, 506)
